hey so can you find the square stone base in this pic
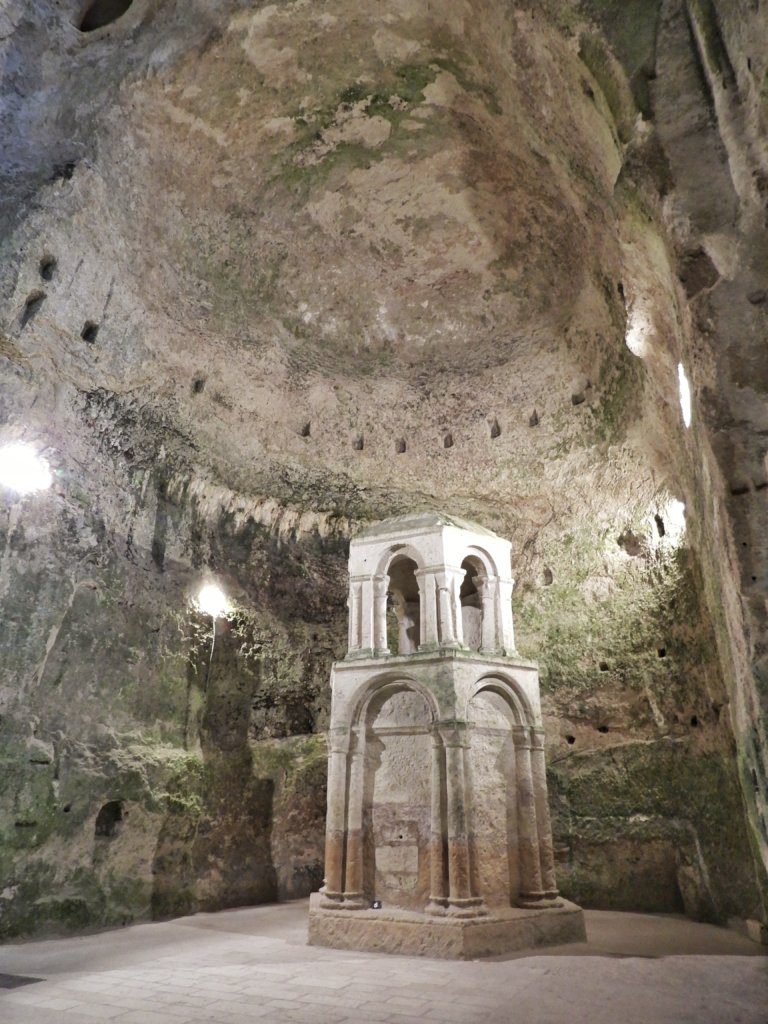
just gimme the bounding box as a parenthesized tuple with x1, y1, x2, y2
(307, 892, 586, 959)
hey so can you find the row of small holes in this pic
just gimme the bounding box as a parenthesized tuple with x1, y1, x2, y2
(291, 415, 541, 449)
(19, 256, 99, 343)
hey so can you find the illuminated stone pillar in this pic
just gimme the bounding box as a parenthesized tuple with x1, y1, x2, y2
(479, 575, 499, 654)
(426, 731, 447, 915)
(319, 727, 350, 906)
(436, 571, 458, 646)
(372, 574, 389, 656)
(442, 724, 485, 917)
(513, 725, 545, 906)
(418, 570, 439, 649)
(531, 728, 561, 902)
(342, 729, 367, 909)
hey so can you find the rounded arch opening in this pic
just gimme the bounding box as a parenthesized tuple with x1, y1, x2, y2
(471, 676, 535, 727)
(386, 555, 421, 655)
(460, 555, 487, 651)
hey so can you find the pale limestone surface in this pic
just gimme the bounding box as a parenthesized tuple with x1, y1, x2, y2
(1, 900, 766, 1024)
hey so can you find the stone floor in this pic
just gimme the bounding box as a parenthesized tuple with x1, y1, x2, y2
(0, 900, 765, 1024)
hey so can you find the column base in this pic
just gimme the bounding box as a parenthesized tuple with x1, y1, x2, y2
(308, 891, 586, 959)
(341, 892, 368, 910)
(445, 897, 487, 918)
(425, 898, 449, 917)
(517, 890, 563, 909)
(318, 887, 344, 909)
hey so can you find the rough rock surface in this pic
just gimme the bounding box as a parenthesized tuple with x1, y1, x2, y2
(0, 0, 766, 938)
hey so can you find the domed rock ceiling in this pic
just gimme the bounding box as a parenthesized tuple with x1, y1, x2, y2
(0, 0, 766, 937)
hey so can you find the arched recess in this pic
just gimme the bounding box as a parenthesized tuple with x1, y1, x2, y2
(459, 547, 499, 652)
(469, 674, 535, 726)
(467, 687, 519, 907)
(356, 679, 437, 911)
(385, 554, 421, 654)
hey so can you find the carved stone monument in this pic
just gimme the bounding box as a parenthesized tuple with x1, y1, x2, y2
(308, 512, 585, 958)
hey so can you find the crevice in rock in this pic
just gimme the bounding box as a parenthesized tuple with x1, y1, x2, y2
(20, 291, 45, 328)
(81, 321, 100, 344)
(78, 0, 133, 33)
(39, 256, 57, 282)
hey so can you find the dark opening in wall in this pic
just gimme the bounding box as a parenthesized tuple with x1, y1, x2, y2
(39, 256, 57, 282)
(529, 409, 540, 427)
(95, 800, 124, 838)
(542, 568, 553, 586)
(565, 735, 576, 745)
(192, 377, 206, 394)
(78, 0, 133, 32)
(658, 647, 667, 658)
(395, 438, 406, 453)
(654, 514, 665, 537)
(599, 661, 609, 672)
(81, 321, 99, 344)
(299, 421, 311, 437)
(443, 432, 454, 449)
(21, 291, 45, 328)
(597, 725, 609, 734)
(690, 715, 699, 727)
(353, 434, 364, 451)
(489, 418, 501, 439)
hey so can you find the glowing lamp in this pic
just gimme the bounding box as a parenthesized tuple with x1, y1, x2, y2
(678, 363, 692, 429)
(0, 442, 53, 495)
(196, 583, 230, 618)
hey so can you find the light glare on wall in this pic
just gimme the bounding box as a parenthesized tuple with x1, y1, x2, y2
(678, 363, 692, 428)
(196, 582, 230, 618)
(666, 498, 686, 543)
(0, 442, 53, 495)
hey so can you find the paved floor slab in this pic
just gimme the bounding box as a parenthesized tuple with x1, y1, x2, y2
(0, 900, 765, 1024)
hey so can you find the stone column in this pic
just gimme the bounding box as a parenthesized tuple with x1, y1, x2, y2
(530, 728, 562, 903)
(441, 724, 485, 917)
(319, 727, 350, 906)
(426, 731, 447, 915)
(497, 576, 516, 654)
(513, 724, 546, 906)
(479, 575, 499, 654)
(436, 571, 458, 646)
(342, 729, 367, 909)
(347, 579, 362, 655)
(372, 574, 390, 656)
(417, 570, 439, 649)
(359, 577, 374, 656)
(451, 570, 465, 647)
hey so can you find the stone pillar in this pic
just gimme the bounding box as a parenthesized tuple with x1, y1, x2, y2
(436, 571, 458, 646)
(417, 570, 439, 649)
(479, 575, 499, 654)
(372, 574, 390, 656)
(497, 576, 516, 654)
(360, 577, 374, 656)
(530, 728, 562, 903)
(441, 724, 485, 917)
(342, 729, 367, 909)
(347, 579, 362, 655)
(451, 571, 464, 647)
(319, 727, 350, 906)
(513, 725, 546, 906)
(426, 731, 447, 915)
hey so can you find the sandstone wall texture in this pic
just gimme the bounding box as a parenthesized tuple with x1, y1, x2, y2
(0, 0, 766, 938)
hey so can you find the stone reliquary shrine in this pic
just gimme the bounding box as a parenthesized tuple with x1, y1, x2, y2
(308, 513, 585, 958)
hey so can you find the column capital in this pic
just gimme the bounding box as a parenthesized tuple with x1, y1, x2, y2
(512, 723, 534, 748)
(436, 720, 471, 748)
(327, 727, 351, 754)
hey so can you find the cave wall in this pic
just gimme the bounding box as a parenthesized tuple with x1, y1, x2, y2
(0, 0, 766, 938)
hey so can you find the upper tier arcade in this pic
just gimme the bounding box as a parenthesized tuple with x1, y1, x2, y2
(345, 512, 516, 659)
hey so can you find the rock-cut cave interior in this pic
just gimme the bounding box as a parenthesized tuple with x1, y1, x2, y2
(0, 1, 767, 1022)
